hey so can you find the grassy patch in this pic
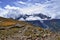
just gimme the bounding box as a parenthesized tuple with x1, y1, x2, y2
(0, 27, 20, 38)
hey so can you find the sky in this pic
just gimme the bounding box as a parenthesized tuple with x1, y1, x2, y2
(0, 0, 60, 20)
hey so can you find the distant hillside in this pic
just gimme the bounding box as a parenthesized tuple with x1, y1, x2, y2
(43, 19, 60, 33)
(0, 17, 60, 40)
(27, 19, 60, 33)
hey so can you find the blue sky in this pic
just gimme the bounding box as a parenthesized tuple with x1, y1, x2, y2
(0, 0, 60, 20)
(0, 0, 51, 8)
(0, 0, 19, 8)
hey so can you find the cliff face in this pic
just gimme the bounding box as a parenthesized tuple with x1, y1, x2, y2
(0, 17, 60, 40)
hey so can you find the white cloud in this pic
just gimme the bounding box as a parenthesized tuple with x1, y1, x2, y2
(25, 16, 41, 21)
(19, 18, 25, 21)
(0, 8, 8, 17)
(17, 1, 26, 4)
(5, 5, 20, 9)
(20, 5, 45, 15)
(0, 0, 60, 21)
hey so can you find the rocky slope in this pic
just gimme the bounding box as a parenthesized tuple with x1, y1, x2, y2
(0, 17, 60, 40)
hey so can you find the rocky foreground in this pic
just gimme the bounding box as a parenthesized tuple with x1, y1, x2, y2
(0, 17, 60, 40)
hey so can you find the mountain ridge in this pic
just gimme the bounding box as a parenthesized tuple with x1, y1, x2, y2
(0, 17, 60, 40)
(27, 19, 60, 33)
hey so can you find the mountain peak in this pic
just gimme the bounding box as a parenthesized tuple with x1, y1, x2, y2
(4, 13, 51, 21)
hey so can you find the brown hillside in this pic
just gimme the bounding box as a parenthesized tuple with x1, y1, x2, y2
(0, 17, 60, 40)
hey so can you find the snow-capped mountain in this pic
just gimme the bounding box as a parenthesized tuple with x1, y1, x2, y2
(5, 13, 51, 21)
(33, 13, 51, 19)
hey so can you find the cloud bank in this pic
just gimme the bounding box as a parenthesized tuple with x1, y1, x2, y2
(0, 0, 60, 21)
